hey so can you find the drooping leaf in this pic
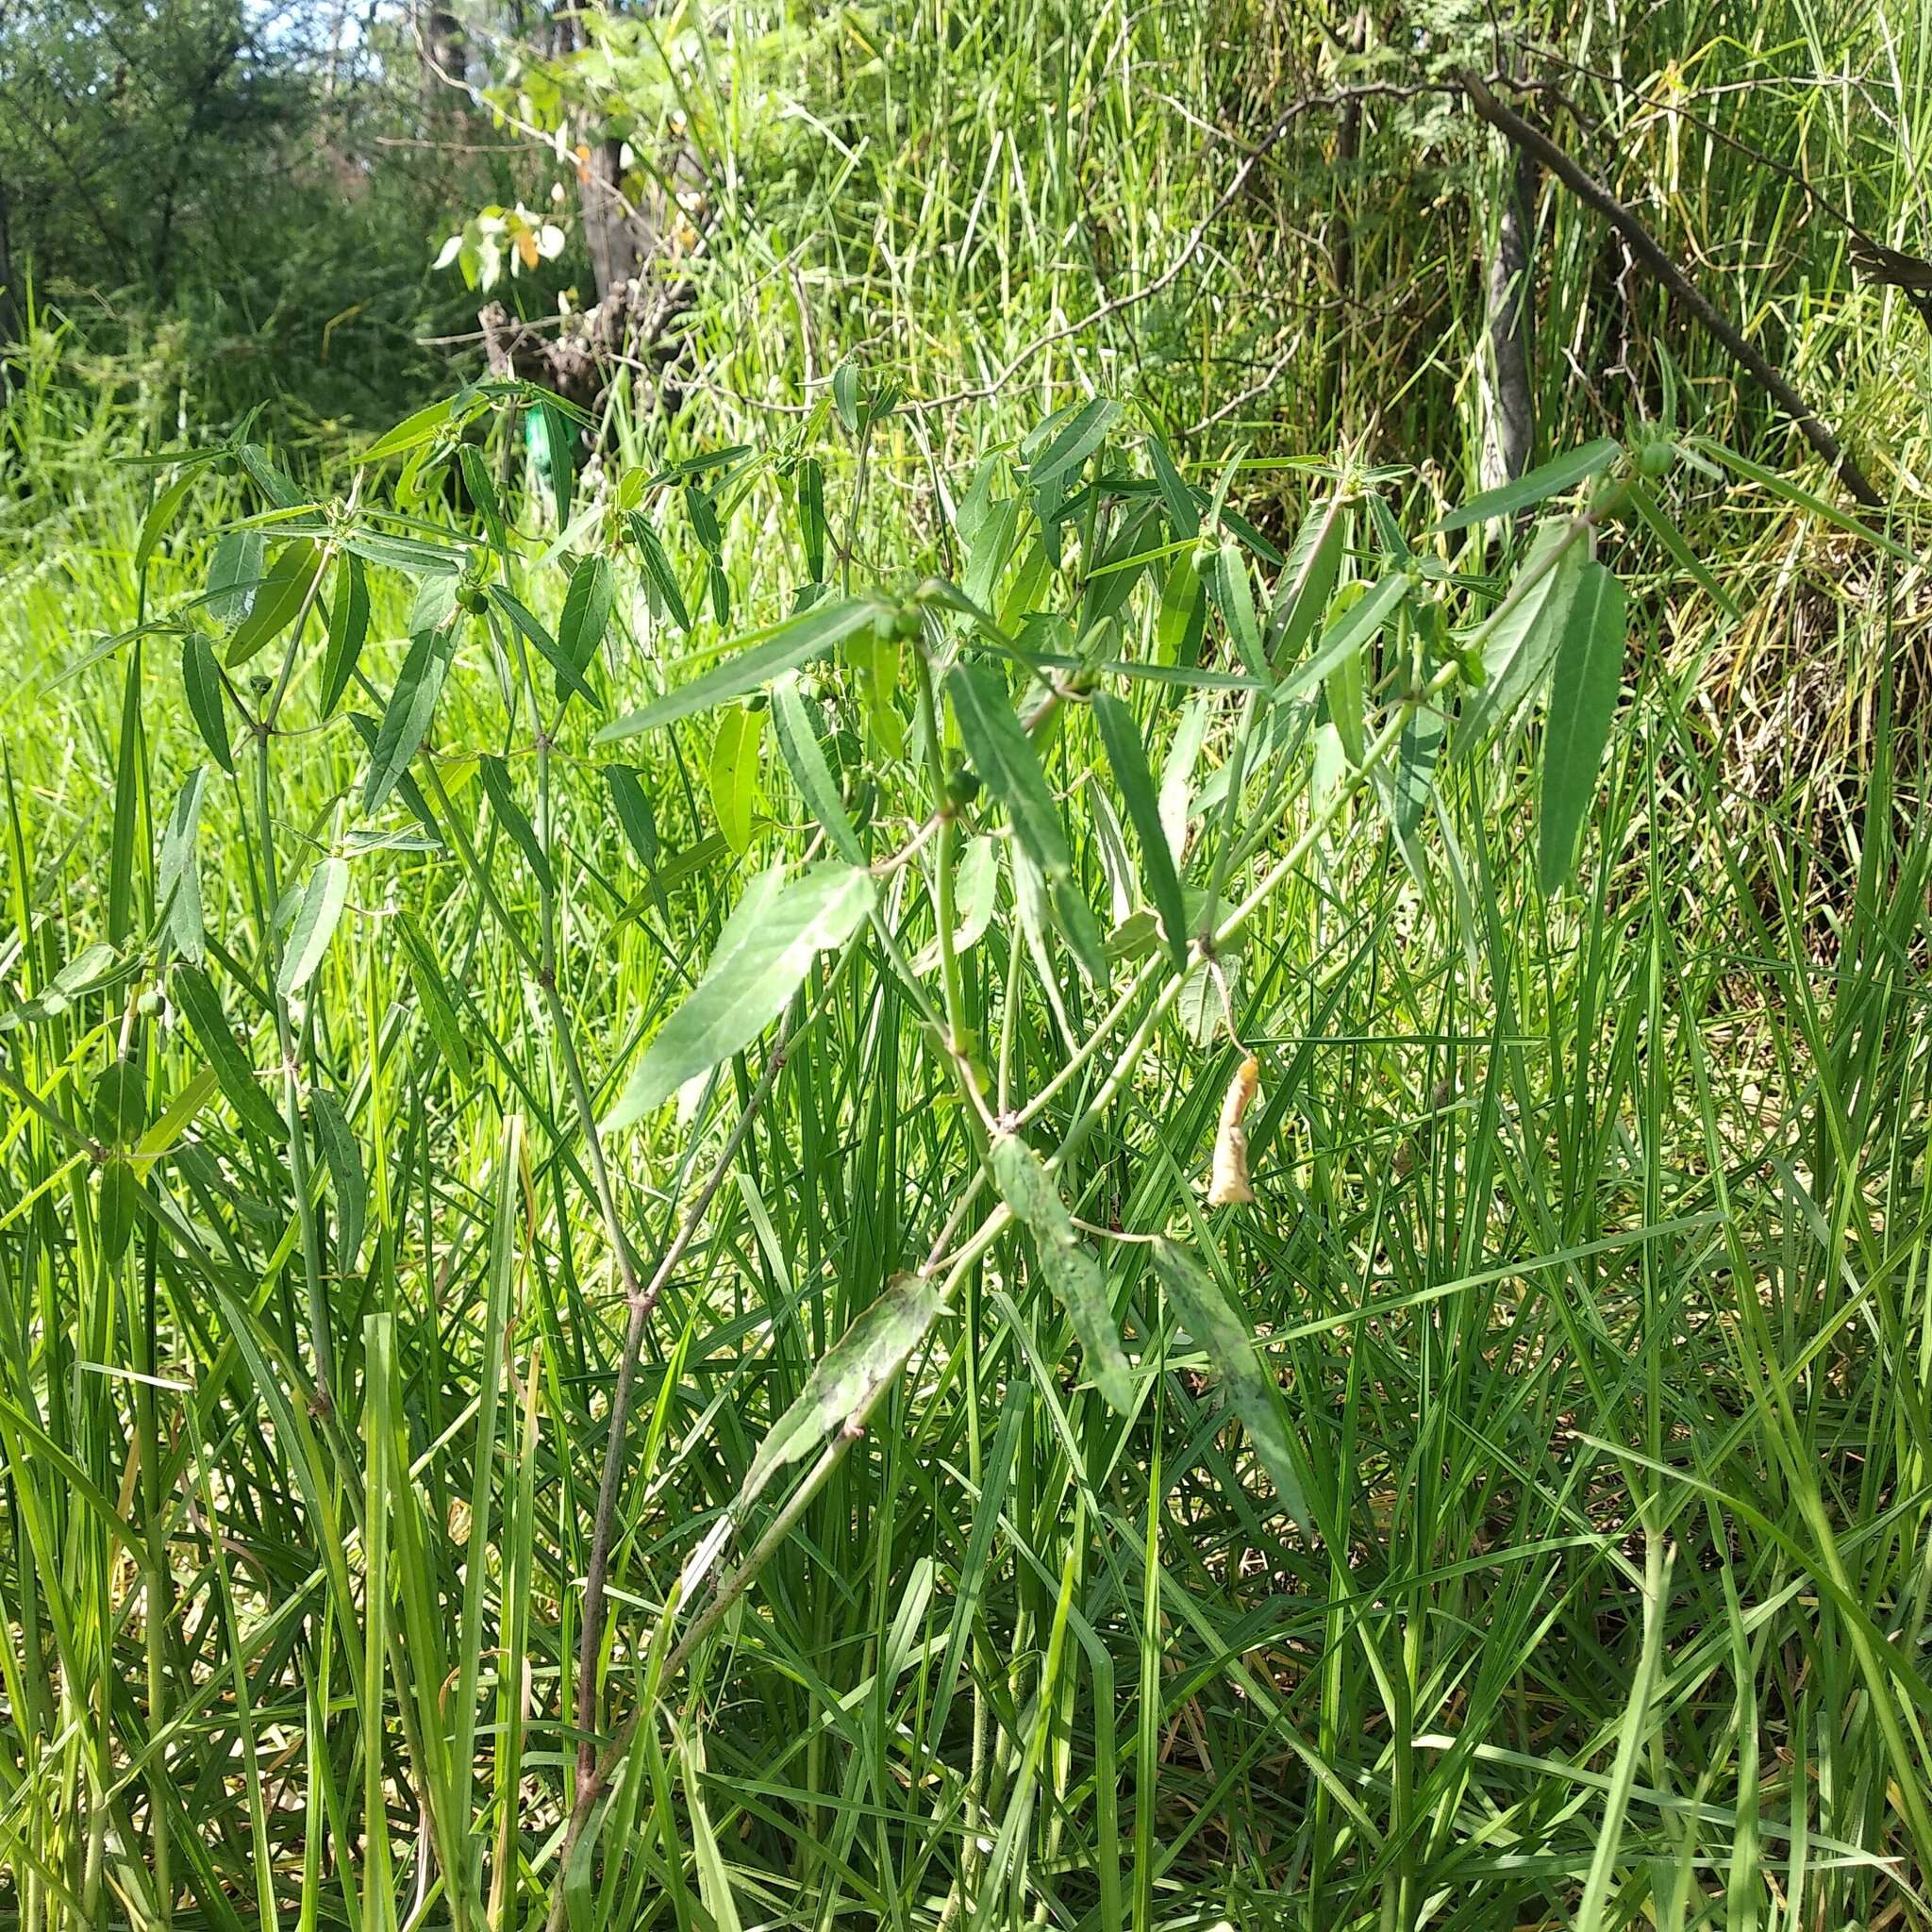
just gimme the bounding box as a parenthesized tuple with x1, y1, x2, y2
(795, 457, 827, 582)
(225, 540, 323, 669)
(136, 472, 196, 575)
(277, 858, 349, 1000)
(605, 861, 874, 1129)
(485, 587, 598, 708)
(1149, 1238, 1312, 1534)
(1210, 540, 1268, 681)
(310, 1087, 367, 1267)
(1433, 438, 1621, 533)
(556, 555, 614, 701)
(1277, 573, 1410, 702)
(625, 509, 692, 632)
(914, 835, 999, 973)
(598, 596, 879, 739)
(396, 913, 475, 1088)
(1091, 693, 1188, 968)
(477, 755, 554, 892)
(605, 765, 659, 868)
(171, 963, 285, 1140)
(990, 1134, 1132, 1411)
(733, 1271, 945, 1514)
(180, 629, 235, 774)
(362, 625, 457, 813)
(772, 673, 864, 864)
(946, 659, 1070, 881)
(1454, 523, 1588, 753)
(708, 705, 767, 856)
(318, 551, 371, 717)
(1265, 497, 1343, 668)
(157, 767, 208, 964)
(1537, 561, 1628, 896)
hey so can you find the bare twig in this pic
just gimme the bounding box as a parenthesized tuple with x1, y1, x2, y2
(1457, 69, 1884, 508)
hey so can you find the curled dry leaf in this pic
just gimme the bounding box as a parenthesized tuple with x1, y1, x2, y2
(1208, 1054, 1259, 1206)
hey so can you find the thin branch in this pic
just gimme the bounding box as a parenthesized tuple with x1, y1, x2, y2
(1457, 69, 1883, 508)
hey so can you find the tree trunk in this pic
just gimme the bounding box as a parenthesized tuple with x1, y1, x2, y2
(1479, 139, 1537, 487)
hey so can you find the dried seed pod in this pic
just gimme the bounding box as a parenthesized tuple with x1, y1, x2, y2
(1208, 1054, 1259, 1206)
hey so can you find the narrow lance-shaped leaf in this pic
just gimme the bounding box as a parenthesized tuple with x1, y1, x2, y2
(1537, 561, 1627, 897)
(485, 587, 598, 708)
(1277, 572, 1410, 703)
(1265, 496, 1343, 668)
(708, 705, 767, 857)
(136, 472, 196, 575)
(171, 963, 285, 1140)
(605, 861, 874, 1130)
(605, 764, 659, 868)
(318, 551, 370, 717)
(772, 673, 864, 864)
(626, 509, 692, 631)
(555, 554, 614, 702)
(225, 539, 323, 669)
(1149, 1238, 1313, 1535)
(309, 1087, 367, 1266)
(363, 625, 457, 813)
(278, 857, 349, 1000)
(157, 767, 208, 965)
(180, 629, 234, 774)
(1027, 397, 1121, 497)
(1210, 540, 1268, 682)
(734, 1271, 945, 1516)
(476, 755, 554, 892)
(990, 1134, 1133, 1412)
(1433, 437, 1621, 533)
(1453, 522, 1588, 754)
(795, 457, 827, 582)
(947, 659, 1071, 880)
(598, 595, 879, 739)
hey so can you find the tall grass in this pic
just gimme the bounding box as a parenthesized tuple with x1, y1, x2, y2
(3, 0, 1932, 1926)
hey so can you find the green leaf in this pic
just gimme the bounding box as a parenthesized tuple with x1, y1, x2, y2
(605, 765, 659, 868)
(1149, 1238, 1312, 1534)
(1209, 540, 1268, 681)
(772, 673, 864, 864)
(278, 857, 349, 1000)
(556, 555, 614, 701)
(605, 861, 874, 1129)
(477, 755, 554, 893)
(136, 472, 196, 575)
(708, 705, 767, 856)
(396, 914, 475, 1088)
(485, 587, 598, 708)
(225, 540, 322, 668)
(1324, 626, 1367, 768)
(1454, 523, 1587, 753)
(597, 596, 879, 739)
(1277, 573, 1410, 702)
(171, 963, 284, 1140)
(97, 1157, 138, 1265)
(733, 1271, 945, 1514)
(1433, 438, 1621, 533)
(206, 528, 265, 627)
(157, 767, 208, 965)
(537, 400, 573, 526)
(990, 1135, 1132, 1412)
(318, 552, 371, 717)
(362, 626, 457, 813)
(310, 1087, 367, 1267)
(235, 442, 306, 510)
(914, 835, 999, 973)
(1265, 497, 1343, 668)
(626, 510, 692, 631)
(1625, 479, 1740, 616)
(180, 629, 235, 774)
(1091, 694, 1189, 969)
(795, 457, 827, 581)
(1537, 561, 1627, 896)
(832, 362, 862, 435)
(1028, 397, 1121, 496)
(946, 659, 1070, 881)
(1687, 436, 1909, 561)
(358, 397, 458, 464)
